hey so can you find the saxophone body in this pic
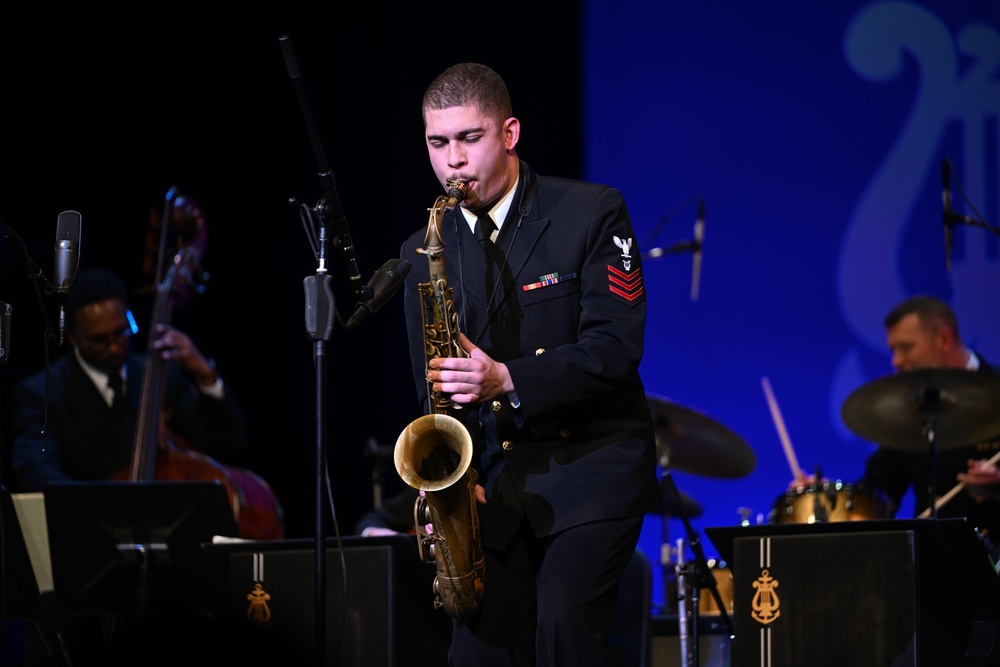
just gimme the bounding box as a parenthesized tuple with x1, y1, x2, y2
(394, 180, 485, 621)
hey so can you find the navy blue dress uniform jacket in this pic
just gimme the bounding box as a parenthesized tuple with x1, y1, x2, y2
(400, 161, 659, 550)
(11, 350, 247, 492)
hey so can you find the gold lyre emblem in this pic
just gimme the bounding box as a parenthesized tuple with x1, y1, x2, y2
(247, 582, 273, 628)
(751, 568, 780, 625)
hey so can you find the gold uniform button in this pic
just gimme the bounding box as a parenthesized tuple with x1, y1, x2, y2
(535, 348, 546, 356)
(491, 400, 502, 412)
(502, 441, 513, 451)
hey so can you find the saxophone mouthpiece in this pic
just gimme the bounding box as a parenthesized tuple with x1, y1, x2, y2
(444, 180, 468, 208)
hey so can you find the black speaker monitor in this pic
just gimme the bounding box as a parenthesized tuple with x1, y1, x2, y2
(706, 519, 1000, 666)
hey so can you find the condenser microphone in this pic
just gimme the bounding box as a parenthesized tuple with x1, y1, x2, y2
(53, 210, 82, 344)
(345, 258, 413, 329)
(941, 159, 953, 271)
(690, 199, 704, 302)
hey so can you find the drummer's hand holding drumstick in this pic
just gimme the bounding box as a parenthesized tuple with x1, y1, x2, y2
(957, 457, 1000, 503)
(760, 377, 831, 490)
(921, 451, 1000, 517)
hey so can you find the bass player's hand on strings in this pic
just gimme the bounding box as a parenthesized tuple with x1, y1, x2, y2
(151, 323, 218, 388)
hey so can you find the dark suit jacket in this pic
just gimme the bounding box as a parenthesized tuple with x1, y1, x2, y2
(400, 162, 658, 549)
(11, 350, 247, 492)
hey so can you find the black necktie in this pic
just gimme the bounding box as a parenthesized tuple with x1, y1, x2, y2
(107, 372, 135, 452)
(476, 214, 521, 355)
(478, 214, 503, 304)
(478, 214, 498, 245)
(107, 373, 125, 411)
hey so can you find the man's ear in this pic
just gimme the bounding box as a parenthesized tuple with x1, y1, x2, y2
(504, 117, 520, 152)
(937, 324, 957, 351)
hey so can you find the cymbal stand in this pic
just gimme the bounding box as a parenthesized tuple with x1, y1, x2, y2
(920, 389, 941, 518)
(675, 538, 691, 666)
(662, 468, 733, 666)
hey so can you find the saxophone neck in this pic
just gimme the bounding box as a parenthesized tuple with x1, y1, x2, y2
(423, 180, 468, 254)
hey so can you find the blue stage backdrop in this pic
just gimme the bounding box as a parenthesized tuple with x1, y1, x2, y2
(584, 1, 1000, 609)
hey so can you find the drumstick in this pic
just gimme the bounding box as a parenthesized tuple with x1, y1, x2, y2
(761, 376, 807, 485)
(917, 449, 1000, 518)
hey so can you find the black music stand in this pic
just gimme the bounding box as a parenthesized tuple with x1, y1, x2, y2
(1, 486, 43, 619)
(43, 480, 238, 616)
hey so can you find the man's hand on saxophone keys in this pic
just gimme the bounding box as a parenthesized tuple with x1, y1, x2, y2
(427, 333, 515, 405)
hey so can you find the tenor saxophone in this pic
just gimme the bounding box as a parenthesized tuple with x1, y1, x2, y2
(394, 180, 485, 621)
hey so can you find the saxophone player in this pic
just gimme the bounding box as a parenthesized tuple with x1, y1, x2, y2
(399, 63, 658, 666)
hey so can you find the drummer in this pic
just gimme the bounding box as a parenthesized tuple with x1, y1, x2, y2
(864, 296, 1000, 549)
(802, 296, 1000, 555)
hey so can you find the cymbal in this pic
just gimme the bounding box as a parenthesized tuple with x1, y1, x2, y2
(647, 394, 756, 478)
(841, 368, 1000, 451)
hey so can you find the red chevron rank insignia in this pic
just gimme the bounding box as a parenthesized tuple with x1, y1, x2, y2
(608, 265, 644, 301)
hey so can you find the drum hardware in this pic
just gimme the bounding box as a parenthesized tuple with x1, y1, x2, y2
(842, 368, 1000, 517)
(841, 368, 1000, 452)
(675, 538, 691, 665)
(654, 482, 703, 518)
(770, 479, 891, 524)
(646, 393, 742, 664)
(673, 535, 732, 667)
(656, 479, 703, 614)
(697, 558, 733, 616)
(655, 478, 703, 622)
(660, 468, 733, 667)
(646, 394, 756, 478)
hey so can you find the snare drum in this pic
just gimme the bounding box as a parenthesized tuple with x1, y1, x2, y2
(770, 480, 890, 524)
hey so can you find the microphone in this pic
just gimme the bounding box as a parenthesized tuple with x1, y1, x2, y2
(317, 191, 366, 300)
(53, 210, 82, 345)
(690, 199, 704, 302)
(941, 159, 953, 271)
(345, 258, 413, 329)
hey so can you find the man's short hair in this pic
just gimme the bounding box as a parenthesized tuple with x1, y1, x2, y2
(884, 294, 960, 339)
(67, 268, 129, 327)
(422, 62, 513, 128)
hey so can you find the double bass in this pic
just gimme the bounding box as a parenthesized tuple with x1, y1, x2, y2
(114, 190, 284, 541)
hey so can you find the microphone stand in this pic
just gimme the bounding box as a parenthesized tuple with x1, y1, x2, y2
(641, 239, 699, 261)
(279, 37, 413, 664)
(642, 194, 702, 250)
(941, 158, 1000, 270)
(0, 221, 66, 658)
(280, 34, 361, 667)
(945, 212, 1000, 240)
